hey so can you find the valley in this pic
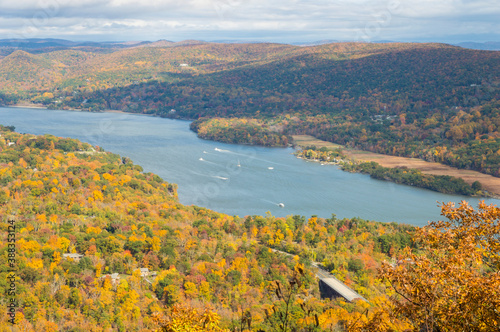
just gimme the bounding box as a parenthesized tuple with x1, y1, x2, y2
(1, 39, 499, 331)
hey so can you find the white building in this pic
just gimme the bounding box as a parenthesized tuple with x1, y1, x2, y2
(63, 253, 84, 262)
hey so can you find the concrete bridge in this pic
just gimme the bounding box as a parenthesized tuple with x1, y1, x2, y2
(270, 248, 366, 303)
(313, 263, 367, 302)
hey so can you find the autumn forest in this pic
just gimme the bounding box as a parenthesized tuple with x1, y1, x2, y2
(0, 40, 499, 331)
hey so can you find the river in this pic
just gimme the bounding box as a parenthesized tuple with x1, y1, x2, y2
(1, 107, 498, 226)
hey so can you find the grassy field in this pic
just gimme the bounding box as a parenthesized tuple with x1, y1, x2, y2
(292, 135, 500, 197)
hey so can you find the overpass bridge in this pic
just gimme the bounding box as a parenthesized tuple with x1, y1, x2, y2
(313, 263, 367, 302)
(270, 248, 367, 302)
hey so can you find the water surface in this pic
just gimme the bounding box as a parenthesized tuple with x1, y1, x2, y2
(2, 107, 498, 226)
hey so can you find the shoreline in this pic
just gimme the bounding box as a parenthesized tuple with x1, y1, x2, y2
(295, 155, 342, 166)
(5, 105, 499, 198)
(292, 135, 500, 198)
(5, 104, 154, 117)
(7, 104, 48, 110)
(294, 149, 494, 198)
(4, 103, 195, 123)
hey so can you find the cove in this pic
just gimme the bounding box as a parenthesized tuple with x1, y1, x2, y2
(1, 107, 498, 226)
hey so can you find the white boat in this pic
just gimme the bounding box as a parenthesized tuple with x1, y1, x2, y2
(268, 167, 274, 170)
(237, 159, 241, 167)
(199, 158, 204, 161)
(278, 203, 285, 208)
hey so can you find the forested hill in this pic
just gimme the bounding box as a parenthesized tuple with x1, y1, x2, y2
(1, 41, 499, 177)
(87, 43, 498, 119)
(1, 41, 498, 110)
(1, 42, 498, 115)
(0, 125, 419, 330)
(1, 128, 498, 331)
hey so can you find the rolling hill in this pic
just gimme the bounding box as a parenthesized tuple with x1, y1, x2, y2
(1, 41, 499, 178)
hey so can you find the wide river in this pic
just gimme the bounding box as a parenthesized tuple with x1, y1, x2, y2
(1, 107, 498, 226)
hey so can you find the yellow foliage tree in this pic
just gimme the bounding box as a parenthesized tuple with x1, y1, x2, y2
(199, 281, 212, 302)
(53, 251, 61, 265)
(93, 190, 104, 201)
(27, 258, 44, 270)
(184, 282, 198, 299)
(86, 226, 102, 235)
(36, 213, 48, 223)
(153, 304, 229, 332)
(19, 239, 41, 254)
(57, 237, 71, 252)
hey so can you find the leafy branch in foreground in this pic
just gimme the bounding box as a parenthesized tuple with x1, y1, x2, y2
(374, 201, 500, 331)
(264, 263, 322, 332)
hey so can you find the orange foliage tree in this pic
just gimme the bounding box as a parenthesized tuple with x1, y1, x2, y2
(377, 201, 500, 331)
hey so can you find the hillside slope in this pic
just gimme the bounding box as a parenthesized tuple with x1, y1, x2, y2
(0, 126, 416, 331)
(1, 42, 499, 177)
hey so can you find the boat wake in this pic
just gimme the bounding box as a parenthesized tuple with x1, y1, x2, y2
(198, 158, 219, 166)
(189, 170, 229, 181)
(261, 199, 284, 207)
(212, 175, 229, 181)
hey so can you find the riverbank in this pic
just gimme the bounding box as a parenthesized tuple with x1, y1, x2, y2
(292, 135, 500, 198)
(7, 105, 499, 198)
(8, 103, 142, 116)
(8, 103, 47, 109)
(3, 105, 497, 224)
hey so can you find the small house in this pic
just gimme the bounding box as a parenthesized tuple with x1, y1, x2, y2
(139, 268, 149, 277)
(101, 273, 120, 285)
(63, 253, 84, 262)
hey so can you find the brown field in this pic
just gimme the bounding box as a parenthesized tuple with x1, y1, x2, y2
(292, 135, 343, 149)
(292, 135, 500, 197)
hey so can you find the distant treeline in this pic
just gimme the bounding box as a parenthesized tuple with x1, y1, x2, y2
(0, 91, 17, 105)
(341, 161, 484, 196)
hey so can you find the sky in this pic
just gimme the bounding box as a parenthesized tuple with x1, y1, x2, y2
(0, 0, 499, 43)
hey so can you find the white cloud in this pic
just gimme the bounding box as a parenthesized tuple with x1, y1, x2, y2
(0, 0, 498, 42)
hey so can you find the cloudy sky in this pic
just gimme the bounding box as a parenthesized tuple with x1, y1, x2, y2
(0, 0, 499, 43)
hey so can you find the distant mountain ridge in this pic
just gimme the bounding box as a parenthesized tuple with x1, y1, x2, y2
(0, 38, 150, 49)
(3, 38, 500, 51)
(454, 41, 500, 51)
